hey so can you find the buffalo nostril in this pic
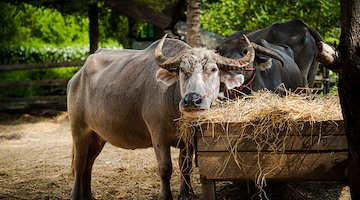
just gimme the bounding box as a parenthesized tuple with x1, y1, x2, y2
(194, 98, 202, 106)
(182, 99, 189, 107)
(183, 94, 191, 107)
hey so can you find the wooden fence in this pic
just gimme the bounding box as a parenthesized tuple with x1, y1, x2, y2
(0, 60, 84, 111)
(0, 61, 335, 111)
(313, 66, 336, 94)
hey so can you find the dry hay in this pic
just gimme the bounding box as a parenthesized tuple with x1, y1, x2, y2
(177, 89, 343, 199)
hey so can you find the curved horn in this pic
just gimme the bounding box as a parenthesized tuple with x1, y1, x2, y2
(251, 43, 285, 67)
(154, 34, 182, 70)
(216, 35, 255, 71)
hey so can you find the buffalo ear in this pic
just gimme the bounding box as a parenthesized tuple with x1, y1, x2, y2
(156, 68, 179, 86)
(220, 71, 245, 89)
(257, 58, 272, 71)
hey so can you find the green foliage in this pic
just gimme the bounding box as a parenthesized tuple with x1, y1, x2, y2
(0, 2, 124, 97)
(0, 43, 90, 98)
(98, 2, 154, 48)
(328, 70, 339, 93)
(0, 2, 89, 47)
(0, 45, 89, 65)
(329, 85, 338, 93)
(0, 2, 86, 97)
(201, 0, 341, 41)
(0, 2, 128, 55)
(98, 3, 137, 48)
(0, 1, 142, 99)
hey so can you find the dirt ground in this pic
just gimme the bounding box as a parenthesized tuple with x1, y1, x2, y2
(0, 111, 352, 200)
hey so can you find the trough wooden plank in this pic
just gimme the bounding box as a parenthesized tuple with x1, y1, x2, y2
(197, 151, 347, 181)
(198, 120, 344, 137)
(196, 134, 348, 152)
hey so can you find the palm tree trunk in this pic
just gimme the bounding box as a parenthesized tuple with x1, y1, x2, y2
(186, 0, 201, 47)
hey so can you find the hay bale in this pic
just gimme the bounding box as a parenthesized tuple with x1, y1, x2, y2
(182, 90, 341, 123)
(178, 90, 342, 142)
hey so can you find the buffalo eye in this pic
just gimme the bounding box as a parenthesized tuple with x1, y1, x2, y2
(242, 49, 248, 55)
(211, 68, 218, 73)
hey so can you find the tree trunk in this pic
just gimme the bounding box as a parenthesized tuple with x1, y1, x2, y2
(337, 0, 360, 199)
(89, 0, 99, 54)
(186, 0, 201, 47)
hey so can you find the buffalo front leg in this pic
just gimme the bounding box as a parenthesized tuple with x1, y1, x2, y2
(179, 145, 194, 200)
(153, 142, 173, 200)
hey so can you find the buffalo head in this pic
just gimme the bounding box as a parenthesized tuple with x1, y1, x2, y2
(216, 38, 285, 71)
(155, 34, 255, 117)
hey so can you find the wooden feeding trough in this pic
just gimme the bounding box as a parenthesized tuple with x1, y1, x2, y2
(193, 120, 347, 199)
(178, 91, 346, 198)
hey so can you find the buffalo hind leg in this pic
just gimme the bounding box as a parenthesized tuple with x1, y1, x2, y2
(71, 129, 105, 200)
(179, 145, 194, 200)
(153, 143, 173, 200)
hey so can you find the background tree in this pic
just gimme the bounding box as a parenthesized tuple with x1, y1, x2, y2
(323, 0, 360, 199)
(186, 0, 201, 47)
(89, 0, 99, 54)
(201, 0, 340, 43)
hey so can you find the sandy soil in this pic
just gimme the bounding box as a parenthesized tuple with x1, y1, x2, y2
(0, 111, 352, 200)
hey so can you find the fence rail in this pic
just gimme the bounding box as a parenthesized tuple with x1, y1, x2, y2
(0, 78, 70, 88)
(0, 95, 67, 104)
(0, 60, 85, 71)
(0, 61, 84, 111)
(0, 61, 336, 111)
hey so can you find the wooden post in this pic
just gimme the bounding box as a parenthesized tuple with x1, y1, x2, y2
(200, 177, 216, 200)
(322, 66, 330, 94)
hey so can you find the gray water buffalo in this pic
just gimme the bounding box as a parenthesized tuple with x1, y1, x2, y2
(67, 35, 255, 199)
(226, 19, 323, 87)
(216, 38, 303, 96)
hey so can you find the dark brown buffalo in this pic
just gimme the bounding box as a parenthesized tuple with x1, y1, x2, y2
(217, 38, 303, 95)
(226, 19, 323, 87)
